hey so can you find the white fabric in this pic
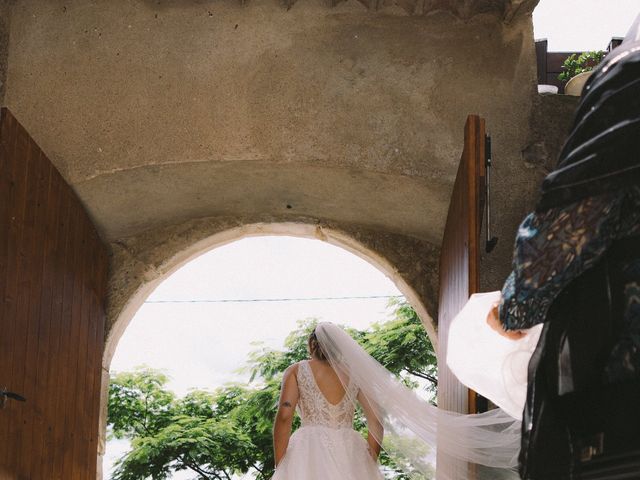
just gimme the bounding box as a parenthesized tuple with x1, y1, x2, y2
(447, 291, 543, 419)
(315, 322, 522, 480)
(272, 360, 383, 480)
(272, 425, 384, 480)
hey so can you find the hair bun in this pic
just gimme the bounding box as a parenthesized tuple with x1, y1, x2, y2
(308, 330, 328, 361)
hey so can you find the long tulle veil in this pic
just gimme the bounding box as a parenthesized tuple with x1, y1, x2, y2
(315, 322, 521, 480)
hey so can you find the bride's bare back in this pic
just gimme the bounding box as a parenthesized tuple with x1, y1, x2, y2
(307, 358, 346, 405)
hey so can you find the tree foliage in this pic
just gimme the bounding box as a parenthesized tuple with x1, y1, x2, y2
(358, 299, 437, 394)
(558, 50, 605, 83)
(108, 301, 437, 479)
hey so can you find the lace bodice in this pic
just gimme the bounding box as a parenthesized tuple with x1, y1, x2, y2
(296, 360, 358, 429)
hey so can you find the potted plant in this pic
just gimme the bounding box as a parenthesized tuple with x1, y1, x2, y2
(559, 50, 605, 96)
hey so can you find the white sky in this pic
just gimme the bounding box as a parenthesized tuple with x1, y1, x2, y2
(533, 0, 639, 51)
(104, 2, 639, 477)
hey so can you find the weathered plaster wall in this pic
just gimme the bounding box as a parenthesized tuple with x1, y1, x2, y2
(479, 94, 580, 291)
(4, 0, 538, 244)
(0, 0, 12, 104)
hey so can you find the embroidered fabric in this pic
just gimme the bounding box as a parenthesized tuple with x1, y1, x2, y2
(500, 188, 640, 330)
(296, 360, 358, 429)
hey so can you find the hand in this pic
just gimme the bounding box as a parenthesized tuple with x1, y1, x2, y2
(486, 303, 525, 340)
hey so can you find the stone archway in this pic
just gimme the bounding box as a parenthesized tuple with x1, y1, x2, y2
(98, 220, 440, 476)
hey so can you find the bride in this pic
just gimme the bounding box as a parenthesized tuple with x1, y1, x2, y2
(271, 322, 524, 480)
(272, 328, 384, 479)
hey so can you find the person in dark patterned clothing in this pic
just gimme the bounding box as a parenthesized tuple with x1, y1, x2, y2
(498, 186, 640, 381)
(486, 13, 640, 479)
(488, 14, 640, 381)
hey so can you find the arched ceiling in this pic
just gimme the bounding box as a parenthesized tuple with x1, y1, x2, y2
(3, 0, 539, 244)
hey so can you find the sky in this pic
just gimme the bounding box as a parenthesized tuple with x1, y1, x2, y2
(532, 0, 639, 51)
(104, 2, 639, 477)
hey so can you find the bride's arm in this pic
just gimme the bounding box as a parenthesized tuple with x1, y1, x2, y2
(273, 364, 299, 468)
(357, 390, 383, 461)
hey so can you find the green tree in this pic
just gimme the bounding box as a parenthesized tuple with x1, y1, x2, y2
(108, 368, 176, 440)
(360, 299, 437, 396)
(558, 50, 605, 83)
(108, 302, 437, 479)
(109, 372, 258, 480)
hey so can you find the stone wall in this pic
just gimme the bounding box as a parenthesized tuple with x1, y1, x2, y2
(479, 93, 579, 292)
(4, 0, 539, 245)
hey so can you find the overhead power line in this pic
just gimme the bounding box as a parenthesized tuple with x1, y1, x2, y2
(144, 294, 404, 304)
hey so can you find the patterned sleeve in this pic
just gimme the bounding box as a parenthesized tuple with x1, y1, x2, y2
(498, 191, 629, 331)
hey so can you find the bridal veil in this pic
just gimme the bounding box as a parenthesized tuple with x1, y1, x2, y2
(315, 322, 521, 480)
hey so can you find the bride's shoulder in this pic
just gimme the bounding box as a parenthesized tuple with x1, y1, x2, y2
(283, 361, 305, 378)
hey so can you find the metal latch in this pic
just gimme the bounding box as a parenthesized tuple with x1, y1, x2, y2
(0, 387, 26, 409)
(484, 134, 498, 253)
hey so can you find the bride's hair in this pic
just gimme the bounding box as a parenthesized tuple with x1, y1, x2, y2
(308, 329, 328, 361)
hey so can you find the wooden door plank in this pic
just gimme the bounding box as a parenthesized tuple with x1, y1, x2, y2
(38, 177, 69, 478)
(466, 116, 481, 413)
(0, 109, 23, 470)
(51, 191, 81, 480)
(72, 224, 94, 480)
(17, 150, 52, 477)
(0, 110, 18, 390)
(83, 234, 106, 479)
(60, 207, 86, 480)
(39, 177, 72, 479)
(0, 109, 16, 329)
(4, 129, 36, 473)
(31, 161, 62, 480)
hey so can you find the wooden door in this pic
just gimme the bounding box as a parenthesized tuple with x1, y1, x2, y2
(437, 115, 486, 477)
(0, 108, 109, 480)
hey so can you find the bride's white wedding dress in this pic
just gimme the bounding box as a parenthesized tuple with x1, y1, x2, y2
(272, 360, 383, 480)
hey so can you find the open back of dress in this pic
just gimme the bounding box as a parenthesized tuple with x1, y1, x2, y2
(296, 361, 358, 429)
(271, 360, 384, 480)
